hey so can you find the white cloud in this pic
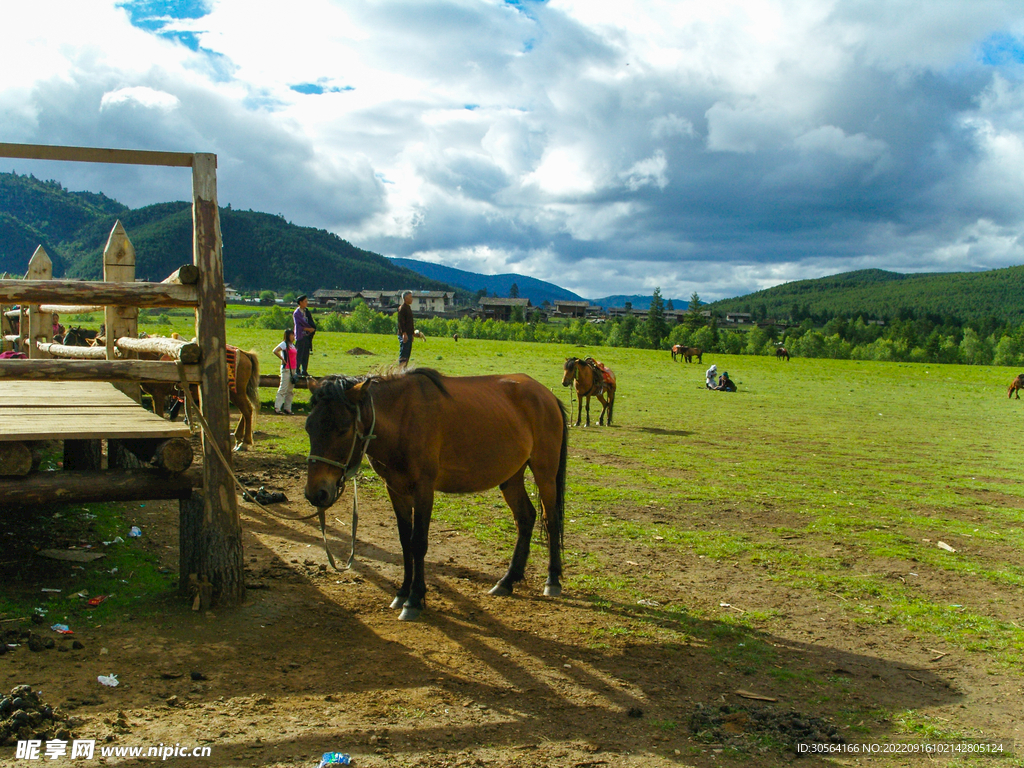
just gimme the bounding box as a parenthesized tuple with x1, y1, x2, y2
(4, 0, 1024, 300)
(101, 86, 180, 111)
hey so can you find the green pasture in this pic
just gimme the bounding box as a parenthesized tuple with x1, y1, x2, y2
(22, 315, 1022, 752)
(218, 322, 1024, 747)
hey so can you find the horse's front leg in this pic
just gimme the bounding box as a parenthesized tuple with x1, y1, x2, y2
(388, 495, 415, 613)
(399, 492, 434, 621)
(583, 396, 591, 427)
(491, 468, 536, 597)
(573, 394, 583, 427)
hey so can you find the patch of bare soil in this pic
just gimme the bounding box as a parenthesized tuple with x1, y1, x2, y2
(2, 422, 1021, 767)
(346, 348, 375, 356)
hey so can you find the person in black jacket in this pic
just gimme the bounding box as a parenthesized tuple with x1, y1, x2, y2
(397, 291, 414, 368)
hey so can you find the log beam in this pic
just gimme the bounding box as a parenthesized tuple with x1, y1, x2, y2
(163, 265, 200, 286)
(115, 437, 193, 473)
(0, 280, 198, 308)
(115, 336, 201, 363)
(37, 342, 106, 359)
(0, 467, 202, 507)
(259, 374, 312, 390)
(0, 359, 201, 383)
(0, 442, 33, 477)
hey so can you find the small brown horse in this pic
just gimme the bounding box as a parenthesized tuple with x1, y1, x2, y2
(142, 345, 260, 451)
(562, 356, 615, 426)
(671, 345, 702, 363)
(304, 369, 568, 621)
(776, 346, 791, 361)
(1009, 374, 1024, 399)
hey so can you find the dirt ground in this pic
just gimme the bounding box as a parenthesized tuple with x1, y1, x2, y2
(2, 421, 1022, 767)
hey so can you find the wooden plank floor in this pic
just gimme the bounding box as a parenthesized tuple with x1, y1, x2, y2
(0, 381, 191, 441)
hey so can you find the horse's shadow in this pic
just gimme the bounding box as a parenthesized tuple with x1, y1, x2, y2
(637, 426, 692, 437)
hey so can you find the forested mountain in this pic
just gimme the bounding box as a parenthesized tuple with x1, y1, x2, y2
(708, 267, 1024, 323)
(0, 172, 452, 294)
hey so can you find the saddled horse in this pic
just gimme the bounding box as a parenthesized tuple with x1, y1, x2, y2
(562, 356, 615, 427)
(304, 368, 568, 621)
(142, 344, 260, 451)
(776, 346, 791, 361)
(1009, 374, 1024, 399)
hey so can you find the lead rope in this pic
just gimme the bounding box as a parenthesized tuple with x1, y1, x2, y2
(173, 359, 324, 524)
(308, 393, 376, 571)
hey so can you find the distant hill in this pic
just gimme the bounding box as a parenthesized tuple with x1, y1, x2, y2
(0, 172, 453, 295)
(591, 294, 689, 311)
(707, 267, 1024, 323)
(389, 257, 585, 306)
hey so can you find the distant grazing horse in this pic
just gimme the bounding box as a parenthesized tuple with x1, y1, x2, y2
(562, 356, 616, 427)
(304, 369, 568, 621)
(671, 345, 702, 363)
(142, 344, 260, 451)
(1009, 374, 1024, 399)
(776, 346, 791, 361)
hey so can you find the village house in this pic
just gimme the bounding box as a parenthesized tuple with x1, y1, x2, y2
(407, 291, 455, 314)
(479, 297, 532, 321)
(551, 299, 590, 318)
(311, 288, 358, 306)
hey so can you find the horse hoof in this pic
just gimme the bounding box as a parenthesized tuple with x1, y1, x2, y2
(488, 582, 513, 597)
(232, 443, 245, 453)
(544, 583, 562, 598)
(399, 605, 422, 621)
(389, 595, 406, 610)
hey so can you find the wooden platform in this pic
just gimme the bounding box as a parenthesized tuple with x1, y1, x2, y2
(0, 381, 190, 441)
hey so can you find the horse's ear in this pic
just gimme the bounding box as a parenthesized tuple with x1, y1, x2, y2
(346, 380, 367, 403)
(307, 378, 321, 394)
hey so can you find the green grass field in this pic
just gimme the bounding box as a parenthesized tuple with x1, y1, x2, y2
(18, 316, 1019, 755)
(220, 323, 1024, 653)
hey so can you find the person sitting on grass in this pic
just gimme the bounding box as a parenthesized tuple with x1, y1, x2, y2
(716, 371, 737, 392)
(705, 364, 718, 390)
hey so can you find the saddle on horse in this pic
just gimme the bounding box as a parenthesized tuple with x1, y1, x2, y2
(585, 357, 616, 387)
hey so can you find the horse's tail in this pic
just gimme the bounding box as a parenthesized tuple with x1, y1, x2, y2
(554, 398, 568, 552)
(608, 383, 615, 425)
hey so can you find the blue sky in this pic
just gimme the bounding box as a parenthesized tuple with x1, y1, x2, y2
(3, 0, 1024, 300)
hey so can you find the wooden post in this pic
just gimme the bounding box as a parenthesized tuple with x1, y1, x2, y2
(103, 221, 140, 403)
(25, 247, 53, 360)
(189, 152, 244, 607)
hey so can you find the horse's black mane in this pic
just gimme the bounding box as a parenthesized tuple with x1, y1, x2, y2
(310, 368, 449, 407)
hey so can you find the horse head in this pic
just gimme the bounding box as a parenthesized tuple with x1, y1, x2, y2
(304, 375, 371, 509)
(561, 358, 580, 387)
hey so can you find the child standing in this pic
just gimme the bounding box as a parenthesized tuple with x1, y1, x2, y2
(273, 329, 298, 414)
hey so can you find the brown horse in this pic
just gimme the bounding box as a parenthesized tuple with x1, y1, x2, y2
(562, 356, 615, 426)
(142, 345, 260, 451)
(776, 346, 790, 361)
(1009, 374, 1024, 399)
(304, 369, 568, 621)
(671, 345, 702, 363)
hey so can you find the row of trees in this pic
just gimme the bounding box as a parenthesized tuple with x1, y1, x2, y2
(243, 291, 1024, 367)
